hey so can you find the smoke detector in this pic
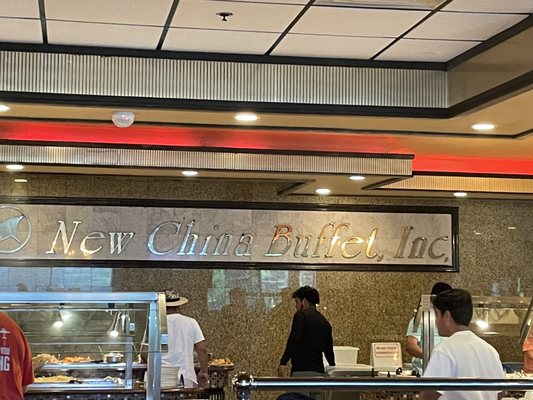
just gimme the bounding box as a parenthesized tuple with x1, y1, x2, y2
(112, 111, 135, 128)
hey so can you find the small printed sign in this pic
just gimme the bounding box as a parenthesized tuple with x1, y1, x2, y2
(371, 342, 402, 370)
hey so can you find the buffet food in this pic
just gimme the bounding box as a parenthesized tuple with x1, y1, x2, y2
(210, 357, 233, 366)
(62, 356, 91, 363)
(34, 375, 76, 383)
(33, 354, 91, 364)
(32, 353, 58, 364)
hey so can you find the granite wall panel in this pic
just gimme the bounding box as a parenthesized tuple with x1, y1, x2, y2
(0, 174, 532, 380)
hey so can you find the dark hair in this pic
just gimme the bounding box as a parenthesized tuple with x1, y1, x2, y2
(292, 286, 320, 305)
(431, 282, 452, 295)
(433, 289, 473, 326)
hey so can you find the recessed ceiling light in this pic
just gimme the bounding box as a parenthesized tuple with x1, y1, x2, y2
(235, 112, 258, 122)
(473, 231, 482, 235)
(181, 170, 198, 177)
(6, 164, 24, 171)
(349, 175, 366, 181)
(471, 123, 495, 131)
(0, 105, 10, 112)
(315, 188, 331, 196)
(14, 178, 28, 183)
(508, 226, 517, 230)
(453, 191, 468, 198)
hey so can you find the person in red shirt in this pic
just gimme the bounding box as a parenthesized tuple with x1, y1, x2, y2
(523, 336, 533, 373)
(0, 312, 34, 400)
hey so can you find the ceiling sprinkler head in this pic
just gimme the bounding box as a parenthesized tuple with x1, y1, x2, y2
(216, 12, 233, 22)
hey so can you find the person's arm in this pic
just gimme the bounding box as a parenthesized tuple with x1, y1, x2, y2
(140, 343, 148, 363)
(139, 324, 149, 363)
(194, 340, 209, 387)
(406, 335, 423, 358)
(278, 312, 304, 376)
(324, 325, 335, 367)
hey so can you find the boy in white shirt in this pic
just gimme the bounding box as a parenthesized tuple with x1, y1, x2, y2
(420, 289, 505, 400)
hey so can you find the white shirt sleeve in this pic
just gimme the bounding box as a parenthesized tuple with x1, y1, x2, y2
(192, 319, 205, 344)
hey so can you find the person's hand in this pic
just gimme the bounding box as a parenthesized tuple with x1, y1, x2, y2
(277, 365, 289, 377)
(198, 370, 209, 388)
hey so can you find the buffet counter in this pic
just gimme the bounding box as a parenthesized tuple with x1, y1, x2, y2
(0, 292, 168, 400)
(26, 383, 205, 400)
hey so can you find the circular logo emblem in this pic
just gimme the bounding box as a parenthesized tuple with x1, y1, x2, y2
(0, 205, 32, 254)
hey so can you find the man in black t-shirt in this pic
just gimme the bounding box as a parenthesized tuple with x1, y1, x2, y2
(278, 286, 335, 377)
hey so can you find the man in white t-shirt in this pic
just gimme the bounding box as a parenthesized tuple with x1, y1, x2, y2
(163, 290, 209, 387)
(142, 290, 209, 387)
(420, 289, 504, 400)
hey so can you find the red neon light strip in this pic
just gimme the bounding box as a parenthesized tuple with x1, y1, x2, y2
(0, 120, 531, 176)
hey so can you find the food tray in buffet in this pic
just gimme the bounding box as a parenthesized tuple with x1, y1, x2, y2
(34, 353, 147, 371)
(31, 377, 126, 389)
(41, 361, 147, 370)
(1, 292, 167, 398)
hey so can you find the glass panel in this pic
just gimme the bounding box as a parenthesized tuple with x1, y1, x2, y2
(1, 302, 147, 359)
(470, 297, 530, 336)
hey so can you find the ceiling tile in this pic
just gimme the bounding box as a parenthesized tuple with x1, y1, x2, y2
(0, 0, 39, 18)
(313, 0, 447, 10)
(47, 21, 162, 49)
(171, 0, 304, 32)
(45, 0, 173, 26)
(0, 18, 41, 42)
(406, 12, 528, 41)
(224, 0, 309, 3)
(163, 28, 279, 54)
(443, 0, 533, 14)
(376, 38, 481, 62)
(292, 7, 429, 36)
(272, 34, 393, 58)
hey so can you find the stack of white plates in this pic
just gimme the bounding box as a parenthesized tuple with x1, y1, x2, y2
(161, 366, 180, 388)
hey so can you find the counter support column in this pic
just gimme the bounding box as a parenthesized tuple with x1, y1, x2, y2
(233, 373, 253, 400)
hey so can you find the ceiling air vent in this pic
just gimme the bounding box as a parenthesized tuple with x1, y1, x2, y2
(314, 0, 446, 10)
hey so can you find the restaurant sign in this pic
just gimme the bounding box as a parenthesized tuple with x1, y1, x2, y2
(0, 202, 458, 271)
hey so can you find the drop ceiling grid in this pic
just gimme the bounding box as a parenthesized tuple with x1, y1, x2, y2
(170, 0, 305, 32)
